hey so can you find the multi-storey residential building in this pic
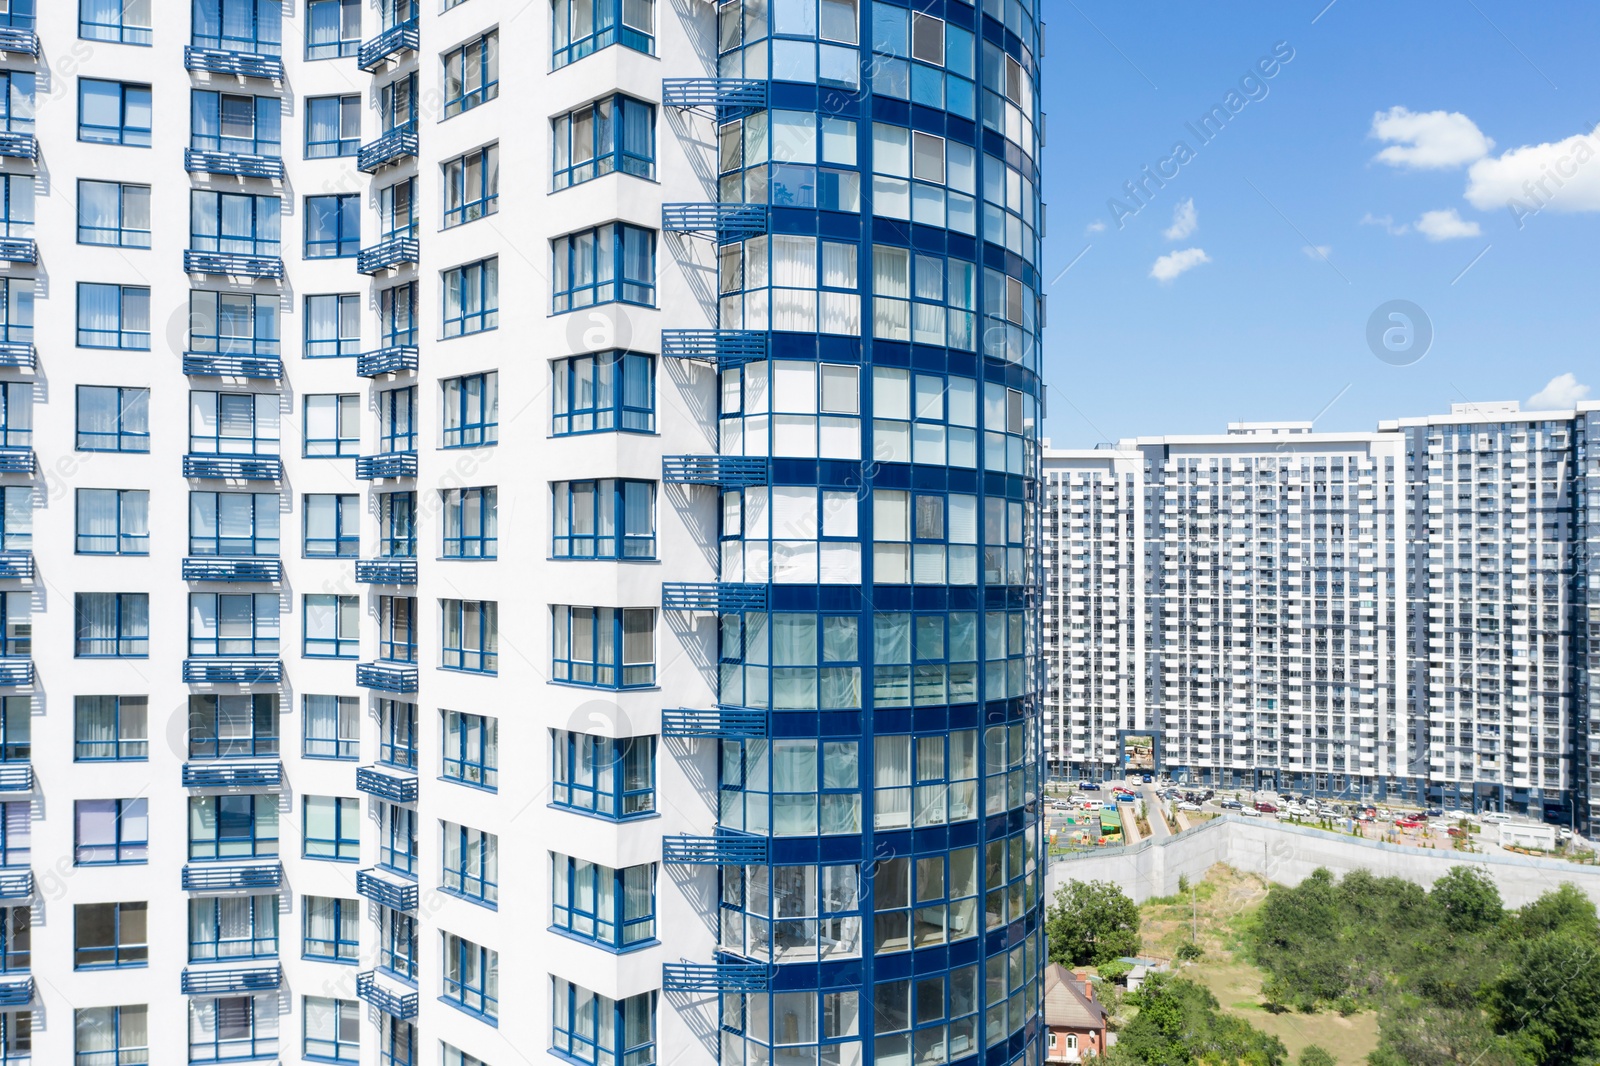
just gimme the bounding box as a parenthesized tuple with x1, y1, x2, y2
(0, 0, 1047, 1064)
(1045, 401, 1599, 834)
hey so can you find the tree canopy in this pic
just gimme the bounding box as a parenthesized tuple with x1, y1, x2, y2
(1045, 878, 1142, 968)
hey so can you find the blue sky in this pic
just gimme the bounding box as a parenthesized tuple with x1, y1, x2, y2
(1036, 0, 1600, 447)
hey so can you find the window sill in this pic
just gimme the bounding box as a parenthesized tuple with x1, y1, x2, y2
(301, 753, 359, 763)
(547, 680, 659, 693)
(438, 774, 497, 795)
(548, 925, 658, 955)
(73, 859, 149, 868)
(302, 855, 360, 864)
(439, 997, 499, 1027)
(438, 667, 499, 678)
(190, 953, 278, 964)
(547, 802, 659, 825)
(301, 954, 359, 966)
(439, 885, 498, 912)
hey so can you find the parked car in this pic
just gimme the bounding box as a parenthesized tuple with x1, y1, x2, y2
(1239, 807, 1262, 818)
(1079, 782, 1101, 791)
(1220, 799, 1244, 810)
(1425, 807, 1445, 818)
(1481, 812, 1513, 823)
(1394, 818, 1423, 829)
(1254, 802, 1279, 814)
(1179, 802, 1202, 812)
(1116, 793, 1136, 803)
(1141, 774, 1154, 784)
(1286, 804, 1309, 817)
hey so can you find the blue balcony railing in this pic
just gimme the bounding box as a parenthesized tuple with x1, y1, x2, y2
(662, 455, 769, 487)
(662, 833, 768, 865)
(661, 708, 769, 739)
(0, 870, 30, 900)
(0, 977, 31, 1007)
(181, 966, 281, 995)
(356, 766, 417, 804)
(184, 46, 285, 79)
(357, 970, 419, 1019)
(183, 762, 283, 789)
(0, 552, 31, 580)
(662, 583, 768, 612)
(662, 203, 768, 241)
(183, 455, 283, 481)
(357, 236, 419, 275)
(661, 78, 767, 111)
(357, 663, 418, 694)
(0, 133, 35, 161)
(0, 765, 31, 792)
(0, 661, 30, 688)
(0, 27, 39, 57)
(0, 238, 34, 265)
(184, 250, 284, 279)
(183, 558, 283, 583)
(183, 659, 283, 684)
(355, 452, 417, 480)
(183, 354, 284, 380)
(357, 124, 418, 173)
(355, 559, 417, 585)
(357, 345, 418, 377)
(357, 869, 418, 912)
(0, 341, 33, 369)
(357, 19, 419, 71)
(0, 448, 32, 474)
(662, 961, 770, 993)
(184, 148, 285, 180)
(661, 329, 767, 367)
(182, 863, 281, 892)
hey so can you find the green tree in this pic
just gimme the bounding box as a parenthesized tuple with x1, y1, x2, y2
(1511, 882, 1600, 942)
(1488, 929, 1600, 1066)
(1299, 1047, 1336, 1066)
(1429, 866, 1503, 935)
(1117, 974, 1288, 1066)
(1045, 879, 1141, 968)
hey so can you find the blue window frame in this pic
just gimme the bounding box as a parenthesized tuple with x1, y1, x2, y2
(551, 351, 656, 433)
(304, 796, 360, 862)
(379, 801, 417, 876)
(552, 223, 655, 312)
(77, 489, 149, 555)
(551, 731, 655, 818)
(305, 293, 360, 358)
(0, 801, 25, 866)
(380, 492, 417, 558)
(380, 70, 418, 134)
(0, 594, 25, 658)
(0, 383, 26, 452)
(74, 695, 149, 761)
(381, 282, 418, 348)
(193, 0, 282, 54)
(74, 593, 149, 658)
(304, 695, 359, 760)
(552, 606, 655, 688)
(78, 180, 151, 247)
(552, 980, 655, 1066)
(189, 290, 279, 355)
(553, 95, 654, 189)
(444, 144, 498, 228)
(380, 178, 417, 240)
(305, 996, 360, 1062)
(0, 279, 31, 348)
(379, 699, 417, 769)
(306, 0, 360, 59)
(0, 174, 32, 240)
(189, 592, 280, 657)
(442, 32, 498, 119)
(380, 0, 418, 30)
(552, 0, 654, 67)
(0, 487, 27, 553)
(442, 372, 497, 447)
(189, 694, 278, 758)
(379, 595, 416, 663)
(78, 79, 152, 147)
(303, 898, 360, 963)
(0, 72, 33, 136)
(0, 697, 24, 764)
(306, 194, 359, 259)
(442, 710, 497, 790)
(444, 1044, 487, 1066)
(441, 599, 497, 674)
(382, 1017, 416, 1066)
(442, 822, 498, 906)
(192, 90, 281, 156)
(76, 283, 150, 350)
(442, 487, 497, 559)
(190, 391, 280, 456)
(190, 996, 277, 1061)
(305, 394, 360, 458)
(305, 594, 359, 658)
(306, 94, 360, 158)
(442, 257, 498, 338)
(0, 906, 25, 976)
(552, 856, 655, 949)
(76, 386, 147, 453)
(305, 494, 359, 557)
(74, 1006, 149, 1066)
(379, 387, 416, 453)
(442, 933, 498, 1020)
(552, 480, 654, 559)
(381, 906, 417, 980)
(190, 491, 279, 556)
(190, 190, 281, 257)
(82, 0, 152, 45)
(73, 902, 147, 969)
(74, 799, 148, 865)
(190, 895, 278, 961)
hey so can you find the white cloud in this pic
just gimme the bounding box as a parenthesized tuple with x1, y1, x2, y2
(1413, 208, 1482, 241)
(1370, 106, 1494, 169)
(1527, 372, 1591, 411)
(1149, 247, 1210, 282)
(1301, 245, 1332, 259)
(1085, 219, 1107, 234)
(1162, 198, 1198, 240)
(1464, 126, 1600, 212)
(1360, 212, 1410, 236)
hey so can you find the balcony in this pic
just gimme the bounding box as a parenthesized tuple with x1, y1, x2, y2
(183, 762, 283, 789)
(0, 133, 35, 161)
(662, 583, 768, 612)
(181, 965, 281, 995)
(663, 455, 769, 487)
(182, 863, 282, 892)
(183, 659, 283, 684)
(356, 559, 417, 585)
(183, 558, 283, 583)
(0, 448, 31, 474)
(0, 661, 29, 688)
(357, 662, 418, 694)
(184, 148, 285, 180)
(661, 78, 767, 111)
(357, 236, 420, 275)
(358, 19, 419, 71)
(183, 353, 284, 380)
(183, 455, 283, 481)
(0, 25, 38, 57)
(355, 452, 417, 480)
(357, 345, 419, 377)
(662, 961, 770, 993)
(661, 708, 769, 739)
(0, 977, 30, 1008)
(0, 765, 30, 792)
(357, 869, 418, 912)
(662, 329, 767, 367)
(357, 970, 419, 1020)
(0, 870, 29, 900)
(358, 123, 418, 173)
(662, 833, 769, 865)
(0, 553, 30, 580)
(184, 46, 285, 80)
(0, 341, 32, 369)
(357, 765, 417, 804)
(183, 250, 284, 279)
(661, 203, 768, 241)
(0, 238, 33, 265)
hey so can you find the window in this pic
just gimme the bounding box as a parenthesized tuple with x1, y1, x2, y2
(379, 596, 417, 662)
(0, 488, 25, 552)
(305, 997, 359, 1062)
(379, 387, 416, 453)
(380, 492, 417, 558)
(0, 72, 31, 142)
(76, 386, 148, 452)
(380, 906, 418, 980)
(75, 593, 148, 658)
(77, 180, 151, 247)
(0, 594, 25, 658)
(305, 494, 359, 557)
(190, 492, 280, 556)
(554, 96, 654, 189)
(76, 489, 149, 555)
(552, 856, 654, 948)
(189, 592, 280, 656)
(553, 0, 654, 67)
(0, 279, 30, 348)
(442, 372, 498, 447)
(444, 144, 498, 227)
(74, 799, 148, 864)
(443, 710, 497, 789)
(305, 294, 360, 357)
(379, 178, 417, 239)
(189, 694, 278, 758)
(552, 980, 655, 1066)
(190, 391, 280, 456)
(74, 695, 148, 761)
(304, 695, 359, 759)
(552, 352, 654, 434)
(190, 291, 280, 356)
(552, 606, 655, 688)
(380, 71, 419, 134)
(441, 599, 497, 673)
(443, 32, 498, 118)
(305, 394, 360, 457)
(189, 996, 278, 1061)
(0, 803, 24, 866)
(442, 488, 497, 558)
(0, 906, 25, 984)
(190, 895, 278, 961)
(79, 79, 151, 146)
(442, 822, 498, 905)
(553, 224, 655, 311)
(552, 480, 654, 559)
(443, 1043, 486, 1066)
(0, 698, 24, 764)
(379, 700, 417, 769)
(442, 933, 498, 1019)
(75, 1006, 148, 1066)
(304, 796, 360, 861)
(74, 902, 148, 968)
(76, 284, 149, 350)
(306, 194, 359, 258)
(0, 173, 29, 243)
(379, 800, 417, 875)
(380, 282, 418, 347)
(193, 0, 281, 53)
(305, 594, 359, 658)
(190, 190, 280, 259)
(306, 0, 360, 59)
(442, 257, 498, 337)
(303, 899, 359, 963)
(551, 731, 654, 817)
(81, 0, 153, 44)
(192, 90, 280, 156)
(306, 95, 360, 158)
